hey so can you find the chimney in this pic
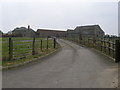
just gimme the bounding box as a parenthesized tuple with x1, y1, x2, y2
(28, 25, 30, 30)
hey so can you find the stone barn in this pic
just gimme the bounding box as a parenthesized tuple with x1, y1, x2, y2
(36, 29, 66, 38)
(74, 25, 105, 38)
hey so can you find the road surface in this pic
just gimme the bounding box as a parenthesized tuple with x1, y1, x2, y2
(3, 39, 118, 88)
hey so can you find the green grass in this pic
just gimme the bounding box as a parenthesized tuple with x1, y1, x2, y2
(2, 37, 59, 67)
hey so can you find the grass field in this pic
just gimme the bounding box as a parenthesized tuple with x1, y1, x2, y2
(2, 37, 59, 67)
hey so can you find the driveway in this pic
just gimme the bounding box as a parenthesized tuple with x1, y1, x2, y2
(2, 39, 118, 88)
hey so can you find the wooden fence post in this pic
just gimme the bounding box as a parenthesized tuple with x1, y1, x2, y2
(40, 40, 42, 51)
(108, 39, 111, 55)
(104, 39, 106, 53)
(9, 37, 13, 61)
(54, 38, 56, 48)
(101, 38, 103, 51)
(73, 35, 75, 42)
(88, 38, 89, 46)
(115, 40, 120, 62)
(93, 38, 96, 48)
(46, 37, 48, 49)
(77, 36, 79, 43)
(84, 37, 85, 45)
(79, 34, 82, 44)
(32, 37, 35, 55)
(83, 37, 84, 45)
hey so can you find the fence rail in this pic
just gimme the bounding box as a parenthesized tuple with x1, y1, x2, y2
(2, 37, 57, 61)
(63, 36, 120, 62)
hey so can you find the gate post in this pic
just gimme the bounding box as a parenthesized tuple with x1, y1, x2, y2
(9, 37, 13, 61)
(32, 37, 35, 55)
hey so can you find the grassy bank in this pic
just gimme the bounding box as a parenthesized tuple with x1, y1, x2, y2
(2, 37, 59, 67)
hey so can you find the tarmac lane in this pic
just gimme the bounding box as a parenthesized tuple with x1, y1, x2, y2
(2, 39, 118, 88)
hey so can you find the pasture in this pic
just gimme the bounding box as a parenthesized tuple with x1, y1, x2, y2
(2, 37, 58, 67)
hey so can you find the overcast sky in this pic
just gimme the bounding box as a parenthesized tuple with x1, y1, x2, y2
(0, 0, 119, 35)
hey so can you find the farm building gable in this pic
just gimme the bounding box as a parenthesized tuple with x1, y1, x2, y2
(12, 26, 35, 37)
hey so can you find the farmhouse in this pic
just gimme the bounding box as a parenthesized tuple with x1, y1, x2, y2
(36, 29, 66, 38)
(74, 25, 105, 37)
(12, 25, 35, 37)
